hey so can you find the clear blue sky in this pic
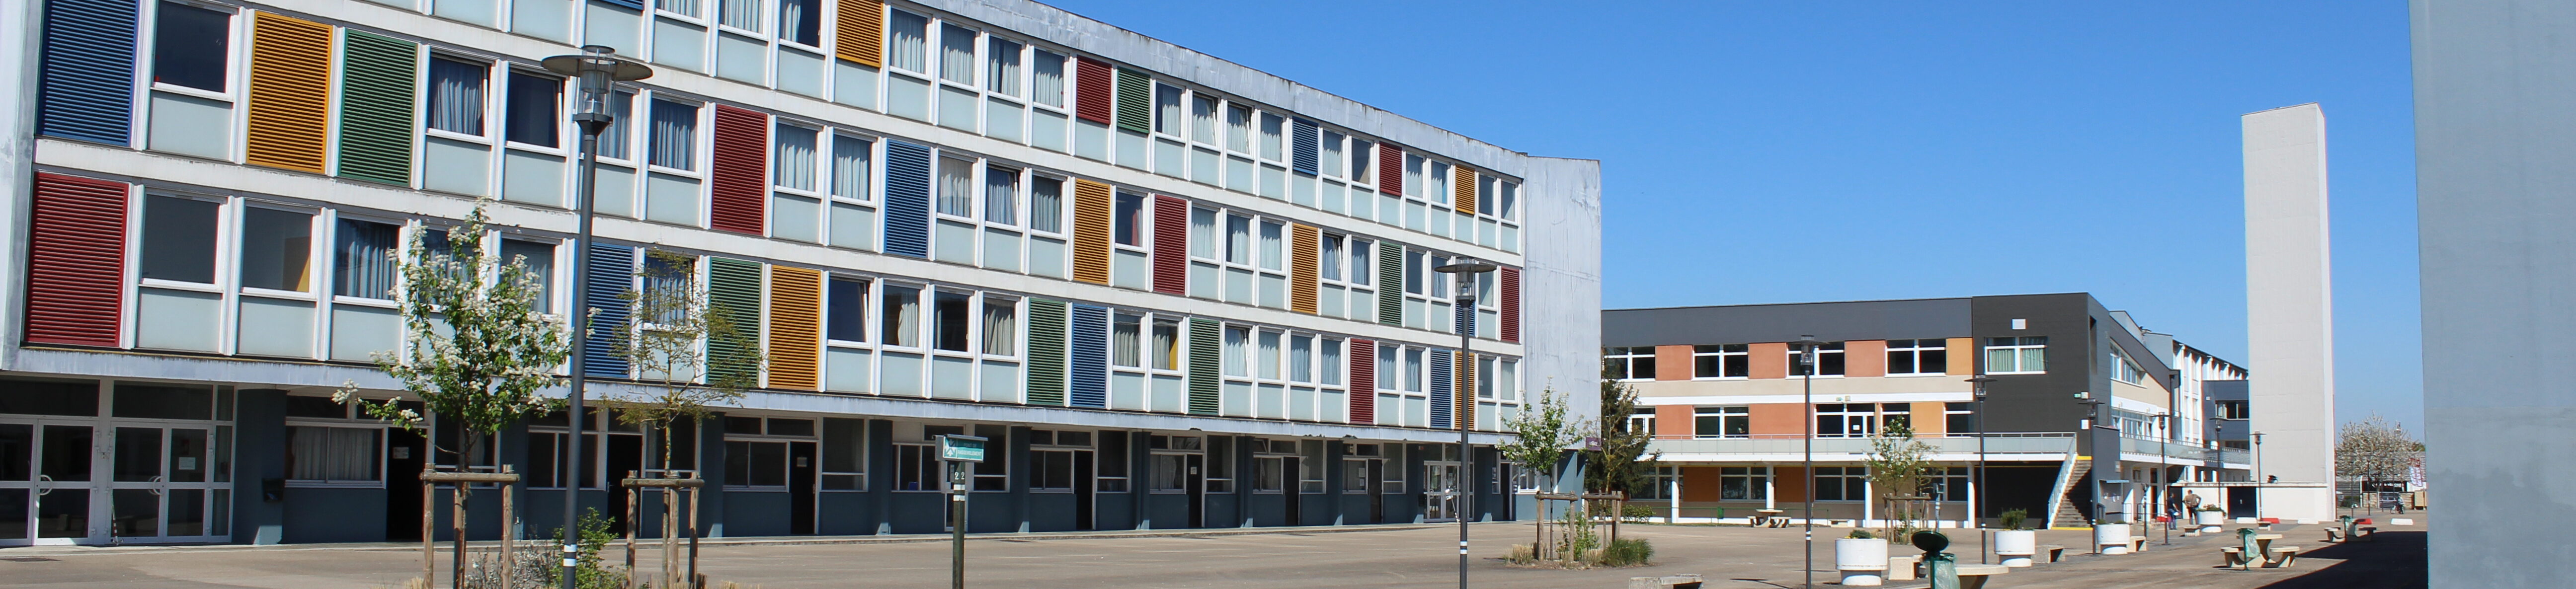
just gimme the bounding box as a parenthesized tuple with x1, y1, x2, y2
(1047, 1, 2422, 431)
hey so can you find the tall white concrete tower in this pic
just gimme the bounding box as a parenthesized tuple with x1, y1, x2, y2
(2242, 103, 2337, 522)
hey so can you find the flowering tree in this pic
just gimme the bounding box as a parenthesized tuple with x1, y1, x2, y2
(602, 250, 761, 473)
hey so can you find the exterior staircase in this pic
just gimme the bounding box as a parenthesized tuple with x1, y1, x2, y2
(2047, 459, 2093, 528)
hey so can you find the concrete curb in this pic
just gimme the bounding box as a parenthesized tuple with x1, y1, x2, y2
(0, 522, 1469, 557)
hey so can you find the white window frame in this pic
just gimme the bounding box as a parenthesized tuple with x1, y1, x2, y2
(1604, 346, 1655, 381)
(138, 0, 245, 158)
(1886, 338, 1950, 376)
(1985, 336, 2049, 375)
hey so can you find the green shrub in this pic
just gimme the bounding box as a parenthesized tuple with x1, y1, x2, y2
(1621, 504, 1655, 520)
(1599, 538, 1655, 567)
(548, 509, 627, 589)
(1847, 529, 1876, 539)
(1999, 509, 2028, 531)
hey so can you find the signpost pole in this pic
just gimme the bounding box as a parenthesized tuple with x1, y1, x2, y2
(937, 434, 986, 589)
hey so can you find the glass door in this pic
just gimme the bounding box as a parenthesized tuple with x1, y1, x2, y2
(103, 424, 228, 544)
(0, 420, 99, 546)
(1424, 460, 1460, 521)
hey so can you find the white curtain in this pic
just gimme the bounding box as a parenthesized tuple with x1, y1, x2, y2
(426, 58, 485, 135)
(1031, 50, 1065, 107)
(887, 11, 928, 73)
(986, 38, 1022, 97)
(882, 286, 919, 346)
(648, 100, 697, 170)
(1155, 84, 1180, 135)
(335, 220, 398, 299)
(287, 427, 380, 482)
(1151, 319, 1178, 370)
(1318, 236, 1341, 281)
(1188, 207, 1216, 259)
(832, 135, 871, 200)
(1029, 178, 1062, 233)
(1225, 106, 1250, 152)
(774, 125, 816, 192)
(1289, 335, 1312, 382)
(1258, 221, 1283, 270)
(984, 165, 1017, 224)
(1191, 96, 1216, 144)
(936, 157, 972, 216)
(939, 24, 976, 84)
(1258, 331, 1281, 379)
(980, 297, 1016, 356)
(597, 90, 634, 160)
(717, 0, 762, 31)
(1224, 215, 1249, 264)
(1111, 315, 1140, 367)
(1320, 338, 1343, 385)
(1223, 327, 1247, 376)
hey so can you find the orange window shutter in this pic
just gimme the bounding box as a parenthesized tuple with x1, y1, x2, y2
(244, 12, 333, 174)
(1289, 224, 1319, 313)
(834, 0, 884, 67)
(767, 266, 823, 391)
(1071, 179, 1113, 284)
(1453, 169, 1477, 216)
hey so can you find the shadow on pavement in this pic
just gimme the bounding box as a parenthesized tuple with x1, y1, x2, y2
(2256, 531, 2426, 589)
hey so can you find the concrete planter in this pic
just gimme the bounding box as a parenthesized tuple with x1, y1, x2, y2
(2194, 510, 2225, 531)
(1835, 538, 1890, 586)
(1994, 530, 2039, 567)
(2095, 523, 2132, 555)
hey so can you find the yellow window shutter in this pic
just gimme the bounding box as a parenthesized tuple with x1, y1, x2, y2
(767, 266, 823, 391)
(1289, 223, 1319, 313)
(1072, 179, 1113, 285)
(245, 12, 333, 174)
(1453, 168, 1478, 216)
(834, 0, 884, 68)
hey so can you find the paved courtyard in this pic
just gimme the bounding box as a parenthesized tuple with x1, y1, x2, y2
(1, 515, 2425, 588)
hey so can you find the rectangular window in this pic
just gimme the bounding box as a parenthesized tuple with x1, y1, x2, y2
(1985, 336, 2047, 374)
(1945, 402, 1975, 435)
(773, 124, 818, 192)
(598, 90, 635, 160)
(1113, 192, 1144, 246)
(1349, 239, 1371, 286)
(1029, 176, 1063, 233)
(1693, 344, 1749, 378)
(831, 134, 872, 200)
(1150, 317, 1180, 370)
(936, 156, 973, 217)
(1257, 113, 1283, 160)
(333, 219, 399, 298)
(426, 58, 487, 136)
(938, 24, 976, 85)
(2112, 346, 2150, 385)
(982, 165, 1018, 225)
(1030, 449, 1074, 491)
(285, 426, 381, 483)
(153, 1, 232, 92)
(827, 275, 867, 342)
(1257, 330, 1280, 380)
(985, 37, 1022, 97)
(1320, 337, 1343, 385)
(1224, 105, 1250, 153)
(780, 0, 821, 46)
(1289, 334, 1312, 382)
(648, 99, 699, 170)
(1111, 312, 1141, 368)
(1720, 466, 1769, 501)
(1190, 95, 1215, 144)
(503, 72, 561, 147)
(1257, 221, 1283, 271)
(1222, 326, 1249, 377)
(1791, 342, 1846, 376)
(886, 11, 927, 73)
(1693, 406, 1749, 439)
(881, 284, 921, 347)
(1151, 453, 1186, 491)
(933, 290, 971, 352)
(1153, 84, 1181, 135)
(1030, 49, 1064, 108)
(820, 418, 864, 490)
(1816, 403, 1881, 439)
(1349, 140, 1373, 181)
(980, 295, 1016, 356)
(717, 0, 762, 31)
(1188, 207, 1215, 259)
(1814, 466, 1868, 501)
(894, 444, 937, 491)
(1603, 347, 1655, 381)
(497, 239, 555, 313)
(1319, 235, 1343, 281)
(238, 207, 313, 292)
(1223, 214, 1250, 264)
(1886, 339, 1949, 376)
(1628, 408, 1656, 437)
(1404, 250, 1425, 294)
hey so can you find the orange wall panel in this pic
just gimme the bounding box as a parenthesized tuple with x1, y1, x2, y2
(1772, 466, 1809, 503)
(1680, 467, 1723, 502)
(1845, 340, 1887, 377)
(1751, 342, 1789, 379)
(1747, 403, 1806, 437)
(1947, 337, 1976, 374)
(1911, 401, 1948, 436)
(1655, 404, 1696, 439)
(1655, 344, 1692, 381)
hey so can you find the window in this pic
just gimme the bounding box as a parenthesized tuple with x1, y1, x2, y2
(1289, 335, 1313, 383)
(1627, 408, 1655, 437)
(497, 239, 556, 313)
(1720, 466, 1769, 500)
(1222, 326, 1249, 377)
(826, 275, 868, 342)
(152, 1, 231, 92)
(1985, 336, 2047, 374)
(976, 295, 1016, 356)
(333, 219, 399, 298)
(1945, 402, 1976, 435)
(1926, 467, 1970, 501)
(932, 290, 971, 352)
(774, 124, 819, 192)
(1814, 466, 1868, 501)
(986, 37, 1022, 97)
(648, 99, 699, 170)
(1256, 330, 1280, 380)
(779, 0, 821, 46)
(1693, 406, 1749, 439)
(1223, 214, 1250, 264)
(1190, 95, 1216, 144)
(238, 207, 313, 292)
(2216, 400, 2249, 420)
(426, 58, 486, 136)
(831, 134, 873, 201)
(502, 72, 561, 147)
(820, 418, 865, 490)
(881, 284, 921, 347)
(938, 24, 976, 85)
(1150, 453, 1187, 492)
(1693, 344, 1748, 379)
(1298, 440, 1326, 493)
(1319, 235, 1342, 281)
(1149, 318, 1181, 370)
(717, 0, 761, 30)
(598, 90, 636, 160)
(1604, 347, 1656, 381)
(285, 426, 381, 483)
(1029, 177, 1063, 233)
(1153, 83, 1181, 136)
(1030, 449, 1075, 491)
(1816, 403, 1881, 438)
(1111, 313, 1142, 368)
(1095, 431, 1128, 491)
(1114, 192, 1144, 246)
(983, 165, 1018, 224)
(894, 444, 938, 491)
(886, 11, 928, 73)
(1886, 339, 1949, 376)
(936, 156, 972, 217)
(1030, 49, 1065, 108)
(2111, 346, 2151, 385)
(1224, 105, 1251, 153)
(1790, 341, 1845, 376)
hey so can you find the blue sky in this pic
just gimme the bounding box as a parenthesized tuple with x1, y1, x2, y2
(1047, 1, 2421, 431)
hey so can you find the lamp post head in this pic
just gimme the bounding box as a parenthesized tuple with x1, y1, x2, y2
(1432, 258, 1498, 275)
(544, 46, 652, 134)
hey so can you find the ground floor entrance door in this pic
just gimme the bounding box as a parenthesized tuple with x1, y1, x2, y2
(0, 416, 229, 546)
(103, 423, 227, 544)
(0, 420, 95, 546)
(1424, 460, 1460, 521)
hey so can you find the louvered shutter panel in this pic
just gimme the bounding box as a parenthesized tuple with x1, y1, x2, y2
(34, 0, 138, 146)
(882, 141, 932, 257)
(1288, 224, 1318, 313)
(1070, 304, 1109, 408)
(25, 173, 129, 347)
(1026, 299, 1068, 406)
(707, 258, 766, 384)
(1074, 57, 1113, 124)
(1429, 348, 1453, 430)
(1453, 169, 1477, 216)
(1151, 195, 1188, 295)
(580, 244, 635, 377)
(1377, 145, 1404, 196)
(593, 0, 643, 8)
(767, 266, 822, 390)
(1186, 318, 1220, 415)
(709, 105, 768, 235)
(1113, 68, 1151, 134)
(337, 31, 418, 185)
(244, 12, 334, 174)
(1290, 118, 1319, 175)
(1376, 242, 1403, 326)
(1499, 267, 1521, 343)
(1348, 339, 1375, 424)
(1070, 179, 1113, 284)
(833, 0, 884, 67)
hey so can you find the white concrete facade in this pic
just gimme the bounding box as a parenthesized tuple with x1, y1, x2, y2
(2240, 104, 2336, 522)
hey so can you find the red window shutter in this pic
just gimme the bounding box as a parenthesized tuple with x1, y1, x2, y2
(1377, 144, 1403, 196)
(1075, 57, 1113, 125)
(1499, 267, 1521, 343)
(709, 104, 768, 235)
(27, 173, 129, 348)
(1151, 194, 1187, 295)
(1349, 339, 1374, 424)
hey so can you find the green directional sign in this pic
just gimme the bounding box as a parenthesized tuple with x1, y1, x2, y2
(939, 435, 987, 463)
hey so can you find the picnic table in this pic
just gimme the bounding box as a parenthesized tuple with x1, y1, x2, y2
(1753, 509, 1789, 528)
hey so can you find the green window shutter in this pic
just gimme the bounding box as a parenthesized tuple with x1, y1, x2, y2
(1377, 242, 1404, 326)
(1114, 68, 1151, 134)
(707, 258, 765, 384)
(336, 30, 416, 185)
(1027, 298, 1069, 406)
(1187, 318, 1220, 415)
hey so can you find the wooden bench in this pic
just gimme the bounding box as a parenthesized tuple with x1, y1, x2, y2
(2038, 544, 2066, 563)
(1954, 564, 2009, 589)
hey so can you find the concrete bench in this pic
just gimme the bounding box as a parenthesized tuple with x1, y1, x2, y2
(2039, 544, 2066, 563)
(2128, 535, 2150, 553)
(1954, 564, 2009, 589)
(1887, 555, 1921, 581)
(1627, 574, 1704, 589)
(2265, 546, 2303, 568)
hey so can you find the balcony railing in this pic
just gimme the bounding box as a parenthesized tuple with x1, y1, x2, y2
(2118, 437, 2251, 464)
(1648, 433, 2076, 457)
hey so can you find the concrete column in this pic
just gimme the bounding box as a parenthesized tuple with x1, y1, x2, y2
(2241, 104, 2337, 522)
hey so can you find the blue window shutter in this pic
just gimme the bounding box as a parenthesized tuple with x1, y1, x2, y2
(883, 140, 932, 258)
(1290, 118, 1318, 175)
(36, 0, 139, 146)
(1429, 349, 1453, 430)
(582, 243, 636, 378)
(1070, 303, 1109, 409)
(595, 0, 645, 9)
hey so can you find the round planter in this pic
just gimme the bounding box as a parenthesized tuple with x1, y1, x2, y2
(2195, 510, 2225, 527)
(1994, 529, 2039, 567)
(2095, 523, 2131, 555)
(1835, 538, 1890, 587)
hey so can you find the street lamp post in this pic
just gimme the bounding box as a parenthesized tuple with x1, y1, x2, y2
(1965, 374, 1995, 563)
(1792, 335, 1823, 589)
(2252, 431, 2266, 521)
(541, 46, 652, 589)
(1432, 258, 1495, 589)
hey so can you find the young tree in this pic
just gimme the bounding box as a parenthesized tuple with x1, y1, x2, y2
(336, 203, 568, 470)
(601, 250, 763, 473)
(1863, 421, 1936, 539)
(1585, 362, 1660, 497)
(1500, 386, 1578, 492)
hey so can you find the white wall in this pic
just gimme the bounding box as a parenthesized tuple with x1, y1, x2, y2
(2241, 104, 2336, 522)
(1520, 156, 1603, 424)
